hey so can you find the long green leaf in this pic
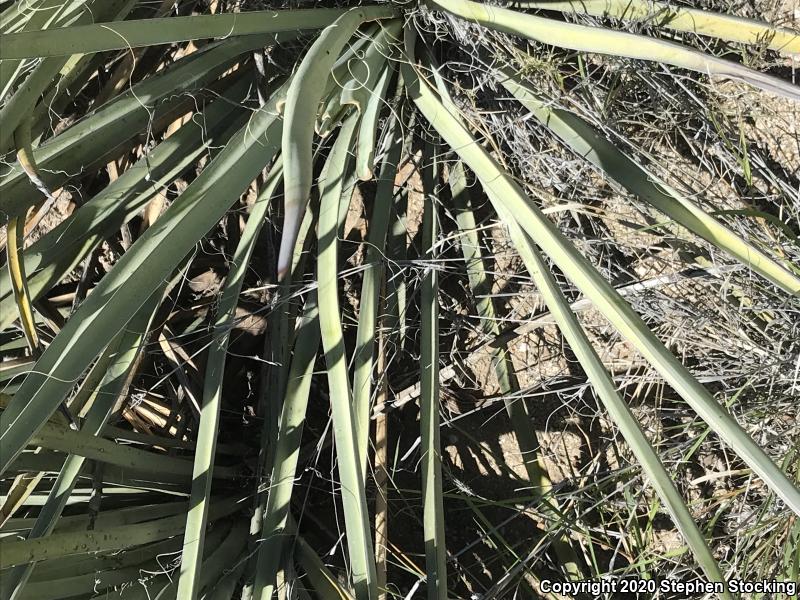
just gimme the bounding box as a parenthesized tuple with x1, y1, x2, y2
(419, 143, 447, 600)
(177, 164, 284, 600)
(485, 182, 729, 592)
(27, 420, 229, 479)
(0, 83, 249, 331)
(352, 113, 403, 477)
(449, 161, 583, 579)
(0, 8, 396, 59)
(0, 35, 274, 219)
(499, 69, 800, 295)
(401, 39, 800, 517)
(252, 295, 321, 600)
(340, 21, 400, 115)
(159, 520, 248, 600)
(316, 114, 377, 600)
(285, 515, 356, 600)
(429, 0, 800, 101)
(278, 5, 394, 279)
(0, 0, 134, 153)
(355, 63, 395, 181)
(3, 502, 187, 536)
(0, 80, 288, 476)
(0, 498, 241, 569)
(520, 0, 800, 54)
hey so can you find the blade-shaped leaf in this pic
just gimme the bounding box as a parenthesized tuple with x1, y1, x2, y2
(177, 164, 284, 600)
(352, 113, 402, 477)
(0, 80, 288, 475)
(0, 35, 278, 219)
(278, 6, 394, 279)
(521, 0, 800, 54)
(0, 8, 395, 59)
(419, 143, 447, 600)
(316, 114, 378, 600)
(401, 38, 800, 518)
(428, 0, 800, 101)
(498, 69, 800, 295)
(486, 179, 729, 593)
(0, 81, 249, 331)
(252, 295, 321, 600)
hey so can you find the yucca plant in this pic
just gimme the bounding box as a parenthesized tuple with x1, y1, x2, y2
(1, 0, 798, 598)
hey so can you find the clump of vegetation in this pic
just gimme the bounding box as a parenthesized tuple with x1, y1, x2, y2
(0, 0, 798, 598)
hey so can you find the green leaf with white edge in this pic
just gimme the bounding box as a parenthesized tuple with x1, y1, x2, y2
(25, 531, 184, 577)
(0, 0, 99, 34)
(13, 522, 231, 600)
(19, 560, 174, 600)
(400, 36, 800, 517)
(428, 0, 800, 101)
(20, 524, 241, 600)
(6, 451, 186, 491)
(519, 0, 800, 55)
(498, 68, 800, 296)
(316, 113, 378, 600)
(177, 163, 283, 600)
(3, 502, 187, 537)
(0, 79, 288, 476)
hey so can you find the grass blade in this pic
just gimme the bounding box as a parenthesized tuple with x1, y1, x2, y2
(291, 517, 356, 600)
(0, 288, 165, 600)
(28, 421, 218, 479)
(0, 0, 134, 153)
